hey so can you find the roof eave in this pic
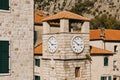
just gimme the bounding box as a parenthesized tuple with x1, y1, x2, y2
(42, 18, 89, 22)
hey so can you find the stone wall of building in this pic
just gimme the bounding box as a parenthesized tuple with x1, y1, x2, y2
(91, 55, 113, 80)
(90, 40, 120, 79)
(90, 40, 104, 49)
(0, 0, 34, 80)
(105, 42, 120, 77)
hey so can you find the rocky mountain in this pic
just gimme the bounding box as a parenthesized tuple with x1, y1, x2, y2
(35, 0, 120, 20)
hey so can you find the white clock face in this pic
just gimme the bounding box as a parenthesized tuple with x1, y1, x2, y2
(71, 36, 84, 53)
(48, 36, 57, 53)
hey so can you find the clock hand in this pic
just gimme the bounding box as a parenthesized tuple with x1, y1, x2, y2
(74, 41, 79, 46)
(51, 44, 56, 46)
(49, 41, 56, 46)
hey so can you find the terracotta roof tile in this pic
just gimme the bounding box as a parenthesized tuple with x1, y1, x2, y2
(34, 10, 48, 24)
(42, 11, 89, 21)
(90, 29, 120, 41)
(34, 44, 42, 55)
(90, 46, 114, 55)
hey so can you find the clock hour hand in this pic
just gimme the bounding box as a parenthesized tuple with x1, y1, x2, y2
(51, 43, 56, 46)
(49, 41, 56, 46)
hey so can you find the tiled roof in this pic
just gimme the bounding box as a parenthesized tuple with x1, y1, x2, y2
(34, 44, 42, 55)
(90, 46, 114, 55)
(34, 10, 48, 24)
(42, 11, 89, 21)
(90, 29, 120, 41)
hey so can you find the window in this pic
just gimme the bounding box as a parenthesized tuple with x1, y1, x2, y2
(75, 67, 80, 78)
(35, 59, 40, 67)
(104, 57, 108, 66)
(0, 0, 9, 10)
(35, 76, 40, 80)
(101, 76, 111, 80)
(101, 76, 107, 80)
(0, 41, 9, 73)
(113, 77, 117, 80)
(34, 31, 37, 44)
(114, 45, 118, 52)
(108, 76, 111, 80)
(113, 60, 117, 68)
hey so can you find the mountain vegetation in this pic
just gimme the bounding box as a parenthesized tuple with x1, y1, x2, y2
(90, 14, 120, 30)
(35, 0, 120, 29)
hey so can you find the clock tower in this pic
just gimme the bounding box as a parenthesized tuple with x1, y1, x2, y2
(42, 11, 91, 80)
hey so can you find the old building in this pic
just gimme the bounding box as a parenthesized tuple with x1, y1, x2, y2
(90, 46, 114, 80)
(0, 0, 34, 80)
(34, 11, 120, 80)
(90, 29, 120, 80)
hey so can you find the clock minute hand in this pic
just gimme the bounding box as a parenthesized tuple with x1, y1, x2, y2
(49, 41, 56, 46)
(74, 41, 79, 46)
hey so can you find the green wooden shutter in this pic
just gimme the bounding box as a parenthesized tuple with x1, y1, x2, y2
(0, 0, 9, 10)
(34, 31, 37, 44)
(0, 0, 3, 9)
(38, 76, 40, 80)
(35, 76, 40, 80)
(35, 59, 40, 67)
(104, 57, 108, 66)
(108, 76, 111, 80)
(0, 41, 9, 73)
(101, 77, 104, 80)
(38, 59, 40, 67)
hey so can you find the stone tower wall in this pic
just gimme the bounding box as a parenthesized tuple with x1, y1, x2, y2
(43, 32, 90, 80)
(42, 59, 90, 80)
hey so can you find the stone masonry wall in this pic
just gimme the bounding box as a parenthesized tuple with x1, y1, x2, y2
(43, 32, 90, 80)
(0, 0, 34, 80)
(42, 59, 90, 80)
(43, 33, 89, 59)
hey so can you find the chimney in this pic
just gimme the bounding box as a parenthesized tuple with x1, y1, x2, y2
(100, 27, 105, 39)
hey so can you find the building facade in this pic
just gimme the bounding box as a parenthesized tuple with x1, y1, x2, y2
(90, 46, 114, 80)
(34, 11, 120, 80)
(0, 0, 34, 80)
(90, 29, 120, 80)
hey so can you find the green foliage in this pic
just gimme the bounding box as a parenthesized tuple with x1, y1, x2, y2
(90, 14, 120, 30)
(70, 0, 94, 15)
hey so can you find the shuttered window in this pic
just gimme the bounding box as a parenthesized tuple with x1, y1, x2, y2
(101, 76, 111, 80)
(35, 76, 40, 80)
(0, 41, 9, 73)
(104, 57, 108, 66)
(108, 76, 112, 80)
(101, 77, 104, 80)
(34, 31, 37, 44)
(0, 0, 9, 10)
(35, 59, 40, 67)
(101, 76, 107, 80)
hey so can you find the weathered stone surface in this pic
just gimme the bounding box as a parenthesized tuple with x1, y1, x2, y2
(42, 20, 90, 80)
(0, 0, 34, 80)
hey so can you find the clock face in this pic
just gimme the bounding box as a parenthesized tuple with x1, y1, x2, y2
(71, 36, 84, 53)
(48, 36, 57, 53)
